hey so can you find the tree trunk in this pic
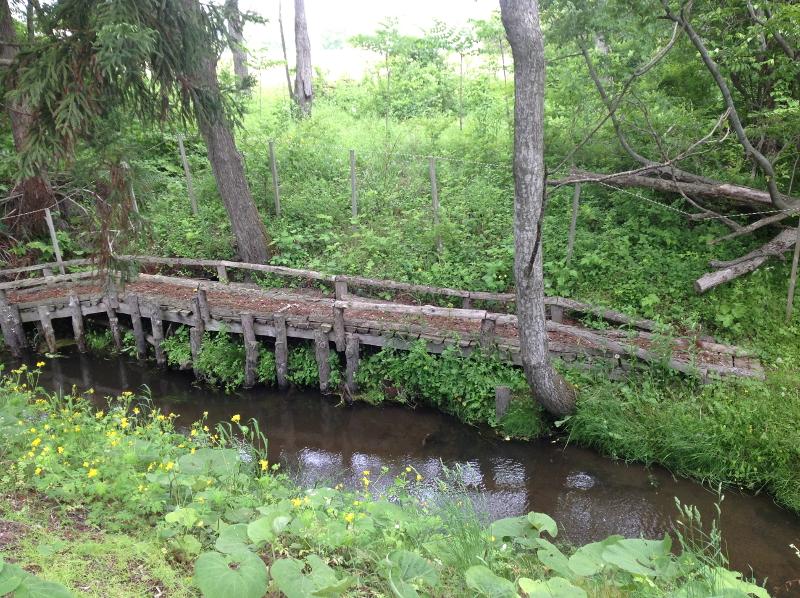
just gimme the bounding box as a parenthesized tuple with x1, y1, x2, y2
(184, 2, 270, 263)
(500, 0, 576, 416)
(292, 0, 313, 117)
(0, 0, 56, 237)
(225, 0, 248, 88)
(278, 0, 294, 100)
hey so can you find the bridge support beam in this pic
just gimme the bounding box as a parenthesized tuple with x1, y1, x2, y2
(274, 314, 289, 389)
(37, 305, 57, 353)
(314, 328, 331, 393)
(68, 291, 86, 352)
(0, 290, 26, 357)
(241, 314, 259, 389)
(127, 293, 147, 361)
(150, 303, 166, 368)
(345, 334, 359, 399)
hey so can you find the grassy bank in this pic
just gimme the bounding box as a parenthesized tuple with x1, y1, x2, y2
(0, 364, 770, 597)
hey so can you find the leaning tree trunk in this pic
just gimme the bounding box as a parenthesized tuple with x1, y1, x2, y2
(0, 0, 56, 237)
(292, 0, 313, 117)
(225, 0, 249, 88)
(500, 0, 576, 416)
(185, 33, 270, 263)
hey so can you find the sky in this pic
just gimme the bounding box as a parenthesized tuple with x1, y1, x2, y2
(236, 0, 498, 82)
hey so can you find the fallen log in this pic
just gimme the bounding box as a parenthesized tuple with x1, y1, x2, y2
(695, 229, 796, 293)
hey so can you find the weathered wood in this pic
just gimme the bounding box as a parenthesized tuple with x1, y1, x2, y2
(104, 293, 123, 351)
(544, 297, 656, 331)
(177, 133, 199, 216)
(314, 328, 331, 392)
(550, 305, 564, 324)
(333, 306, 346, 352)
(429, 157, 442, 253)
(345, 334, 359, 396)
(350, 149, 358, 218)
(786, 217, 800, 320)
(0, 290, 23, 357)
(197, 288, 211, 322)
(44, 207, 65, 275)
(0, 258, 91, 278)
(334, 278, 349, 300)
(480, 318, 496, 348)
(190, 297, 206, 377)
(150, 303, 166, 367)
(127, 293, 147, 360)
(68, 291, 86, 352)
(241, 313, 259, 388)
(0, 270, 98, 291)
(566, 182, 581, 263)
(37, 305, 56, 353)
(118, 255, 334, 282)
(217, 264, 229, 284)
(495, 386, 512, 419)
(462, 297, 472, 309)
(269, 140, 281, 217)
(274, 314, 289, 388)
(336, 299, 487, 321)
(42, 267, 54, 285)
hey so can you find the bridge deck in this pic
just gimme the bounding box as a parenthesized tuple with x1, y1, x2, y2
(0, 258, 764, 390)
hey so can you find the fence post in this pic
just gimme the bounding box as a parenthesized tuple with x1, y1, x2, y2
(786, 217, 800, 321)
(566, 182, 582, 264)
(43, 208, 65, 275)
(350, 149, 358, 218)
(428, 157, 442, 254)
(177, 133, 198, 216)
(269, 140, 281, 218)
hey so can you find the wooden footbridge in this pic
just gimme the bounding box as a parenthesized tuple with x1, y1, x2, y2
(0, 256, 764, 394)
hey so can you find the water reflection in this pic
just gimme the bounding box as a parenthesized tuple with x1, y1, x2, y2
(24, 350, 800, 596)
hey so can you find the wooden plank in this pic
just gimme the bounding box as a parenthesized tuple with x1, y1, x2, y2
(190, 297, 205, 378)
(37, 305, 56, 353)
(337, 299, 488, 320)
(0, 270, 98, 291)
(550, 305, 564, 324)
(150, 303, 166, 367)
(197, 288, 211, 322)
(44, 208, 65, 275)
(274, 314, 289, 389)
(269, 140, 281, 217)
(0, 290, 23, 357)
(217, 264, 229, 284)
(241, 313, 259, 388)
(334, 278, 349, 300)
(0, 258, 91, 278)
(68, 291, 87, 352)
(314, 328, 331, 393)
(127, 293, 147, 360)
(345, 334, 359, 397)
(480, 318, 496, 348)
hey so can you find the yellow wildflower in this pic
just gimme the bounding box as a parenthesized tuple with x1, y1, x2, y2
(362, 477, 370, 487)
(164, 461, 175, 471)
(259, 459, 269, 471)
(120, 418, 129, 429)
(344, 512, 355, 523)
(362, 470, 370, 476)
(36, 361, 45, 367)
(87, 468, 98, 478)
(190, 448, 196, 455)
(82, 461, 89, 468)
(190, 429, 198, 437)
(122, 391, 133, 397)
(35, 467, 42, 475)
(57, 446, 64, 454)
(95, 411, 104, 419)
(202, 411, 208, 418)
(31, 437, 42, 447)
(29, 427, 36, 433)
(291, 498, 303, 508)
(230, 414, 241, 423)
(157, 414, 165, 421)
(416, 474, 423, 482)
(73, 425, 80, 432)
(405, 466, 412, 473)
(133, 407, 140, 415)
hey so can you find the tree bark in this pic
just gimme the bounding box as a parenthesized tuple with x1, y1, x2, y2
(278, 0, 294, 100)
(183, 1, 270, 263)
(0, 0, 56, 237)
(225, 0, 248, 88)
(500, 0, 576, 416)
(292, 0, 313, 117)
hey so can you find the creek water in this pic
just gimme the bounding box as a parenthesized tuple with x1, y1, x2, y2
(27, 350, 800, 596)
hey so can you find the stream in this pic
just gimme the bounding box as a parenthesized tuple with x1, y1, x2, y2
(26, 350, 800, 596)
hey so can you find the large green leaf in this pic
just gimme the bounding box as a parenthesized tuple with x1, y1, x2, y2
(383, 550, 439, 598)
(527, 512, 558, 538)
(247, 506, 293, 547)
(165, 506, 199, 528)
(600, 536, 673, 577)
(0, 560, 27, 595)
(535, 538, 574, 580)
(567, 536, 624, 577)
(464, 565, 518, 598)
(518, 577, 587, 598)
(194, 550, 269, 598)
(271, 555, 353, 598)
(178, 448, 240, 476)
(673, 568, 770, 598)
(14, 574, 74, 598)
(215, 523, 251, 554)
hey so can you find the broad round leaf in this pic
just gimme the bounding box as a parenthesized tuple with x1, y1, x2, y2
(464, 565, 518, 598)
(519, 577, 587, 598)
(194, 550, 268, 598)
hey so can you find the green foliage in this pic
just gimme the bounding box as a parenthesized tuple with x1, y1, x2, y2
(194, 330, 247, 393)
(161, 326, 192, 369)
(0, 558, 73, 598)
(85, 329, 113, 353)
(286, 343, 342, 389)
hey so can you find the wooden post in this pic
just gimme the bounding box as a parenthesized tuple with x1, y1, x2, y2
(428, 157, 442, 253)
(127, 293, 147, 361)
(44, 208, 65, 275)
(68, 291, 86, 352)
(349, 149, 358, 218)
(197, 287, 211, 322)
(241, 314, 259, 388)
(37, 305, 57, 353)
(190, 297, 205, 378)
(333, 306, 346, 352)
(314, 328, 331, 392)
(217, 264, 229, 284)
(274, 314, 288, 389)
(104, 292, 123, 351)
(462, 297, 472, 309)
(150, 304, 166, 367)
(345, 334, 359, 397)
(334, 278, 349, 300)
(566, 183, 582, 264)
(550, 305, 564, 324)
(786, 217, 800, 321)
(177, 133, 198, 216)
(495, 386, 511, 419)
(269, 140, 281, 218)
(479, 318, 496, 349)
(0, 290, 23, 357)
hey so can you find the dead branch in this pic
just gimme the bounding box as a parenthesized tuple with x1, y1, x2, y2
(710, 210, 796, 245)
